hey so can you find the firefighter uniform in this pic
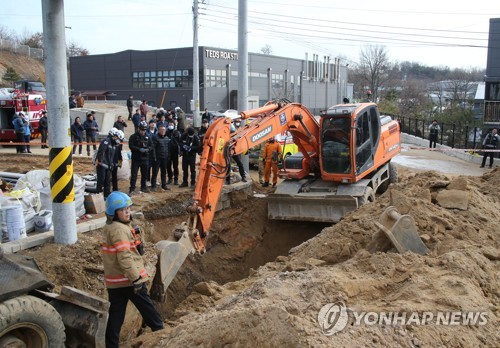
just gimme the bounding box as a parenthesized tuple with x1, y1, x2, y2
(262, 139, 282, 186)
(102, 192, 163, 347)
(96, 132, 119, 199)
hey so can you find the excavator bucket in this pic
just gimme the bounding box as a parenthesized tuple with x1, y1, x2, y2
(374, 206, 429, 255)
(151, 222, 196, 302)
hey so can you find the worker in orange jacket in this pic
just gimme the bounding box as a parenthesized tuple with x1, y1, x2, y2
(262, 137, 282, 187)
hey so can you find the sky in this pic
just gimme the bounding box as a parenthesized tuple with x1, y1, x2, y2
(1, 0, 500, 70)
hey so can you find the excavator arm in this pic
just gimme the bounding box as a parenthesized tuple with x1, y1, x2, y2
(152, 100, 321, 300)
(193, 100, 320, 242)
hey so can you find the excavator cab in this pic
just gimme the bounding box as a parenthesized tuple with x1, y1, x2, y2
(320, 116, 352, 174)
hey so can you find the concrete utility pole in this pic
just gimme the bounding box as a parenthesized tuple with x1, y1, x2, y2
(238, 0, 248, 113)
(42, 0, 77, 245)
(238, 0, 249, 173)
(193, 0, 201, 128)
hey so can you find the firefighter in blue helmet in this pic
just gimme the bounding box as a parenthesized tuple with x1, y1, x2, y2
(102, 191, 164, 347)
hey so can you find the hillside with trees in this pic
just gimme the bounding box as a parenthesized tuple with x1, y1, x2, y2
(0, 25, 88, 88)
(0, 50, 46, 87)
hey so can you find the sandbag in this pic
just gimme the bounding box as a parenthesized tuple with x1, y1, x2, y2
(117, 151, 130, 180)
(1, 187, 39, 234)
(15, 170, 86, 218)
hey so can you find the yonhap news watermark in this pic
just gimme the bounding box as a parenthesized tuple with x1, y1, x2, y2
(318, 301, 488, 336)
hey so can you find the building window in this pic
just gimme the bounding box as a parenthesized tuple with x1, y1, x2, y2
(272, 73, 283, 89)
(205, 68, 227, 88)
(132, 69, 192, 89)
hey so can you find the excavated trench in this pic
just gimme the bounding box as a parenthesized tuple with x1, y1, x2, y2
(147, 194, 329, 319)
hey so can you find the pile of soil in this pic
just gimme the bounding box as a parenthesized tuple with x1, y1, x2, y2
(133, 170, 499, 347)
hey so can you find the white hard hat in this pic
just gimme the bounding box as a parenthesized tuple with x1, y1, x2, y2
(175, 107, 181, 112)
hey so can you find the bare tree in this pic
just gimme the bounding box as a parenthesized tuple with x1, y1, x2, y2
(18, 30, 44, 49)
(398, 79, 430, 118)
(67, 41, 90, 57)
(357, 45, 391, 102)
(0, 25, 16, 41)
(261, 44, 272, 55)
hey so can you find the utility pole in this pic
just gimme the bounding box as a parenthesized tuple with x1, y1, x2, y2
(238, 0, 248, 113)
(42, 0, 77, 245)
(193, 0, 201, 128)
(238, 0, 249, 173)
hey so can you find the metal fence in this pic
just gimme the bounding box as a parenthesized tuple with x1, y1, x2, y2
(484, 101, 500, 123)
(398, 116, 485, 150)
(0, 39, 44, 60)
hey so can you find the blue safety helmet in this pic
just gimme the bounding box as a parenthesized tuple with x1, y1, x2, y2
(105, 191, 133, 216)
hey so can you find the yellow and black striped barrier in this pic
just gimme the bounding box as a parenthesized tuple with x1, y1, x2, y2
(49, 147, 75, 203)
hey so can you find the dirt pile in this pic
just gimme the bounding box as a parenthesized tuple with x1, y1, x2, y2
(133, 170, 499, 347)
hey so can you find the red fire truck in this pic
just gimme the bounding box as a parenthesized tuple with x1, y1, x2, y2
(0, 88, 47, 141)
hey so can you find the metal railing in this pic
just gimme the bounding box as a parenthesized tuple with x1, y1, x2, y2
(0, 39, 44, 60)
(398, 116, 484, 149)
(484, 101, 500, 123)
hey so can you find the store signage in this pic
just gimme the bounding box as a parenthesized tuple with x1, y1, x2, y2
(205, 49, 238, 60)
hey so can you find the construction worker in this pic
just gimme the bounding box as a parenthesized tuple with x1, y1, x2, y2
(102, 191, 164, 347)
(262, 137, 282, 187)
(257, 144, 265, 184)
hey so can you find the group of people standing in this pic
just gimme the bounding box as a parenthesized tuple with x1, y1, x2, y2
(70, 111, 100, 156)
(127, 118, 201, 195)
(12, 111, 38, 153)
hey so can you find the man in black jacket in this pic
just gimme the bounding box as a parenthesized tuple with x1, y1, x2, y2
(113, 115, 128, 132)
(179, 127, 201, 188)
(96, 128, 120, 199)
(481, 128, 499, 168)
(83, 111, 99, 156)
(166, 120, 181, 185)
(38, 110, 48, 149)
(126, 95, 134, 120)
(151, 125, 171, 191)
(128, 121, 153, 195)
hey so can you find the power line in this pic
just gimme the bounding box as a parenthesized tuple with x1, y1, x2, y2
(200, 8, 487, 42)
(205, 3, 489, 34)
(247, 0, 499, 17)
(199, 14, 488, 49)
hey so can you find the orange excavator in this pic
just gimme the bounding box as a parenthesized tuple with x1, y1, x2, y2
(152, 100, 401, 299)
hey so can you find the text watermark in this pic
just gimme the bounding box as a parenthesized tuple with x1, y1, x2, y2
(318, 302, 488, 336)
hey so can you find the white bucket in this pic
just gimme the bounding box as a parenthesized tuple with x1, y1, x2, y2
(3, 205, 27, 241)
(34, 210, 53, 232)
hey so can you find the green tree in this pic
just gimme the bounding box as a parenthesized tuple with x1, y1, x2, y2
(3, 66, 21, 82)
